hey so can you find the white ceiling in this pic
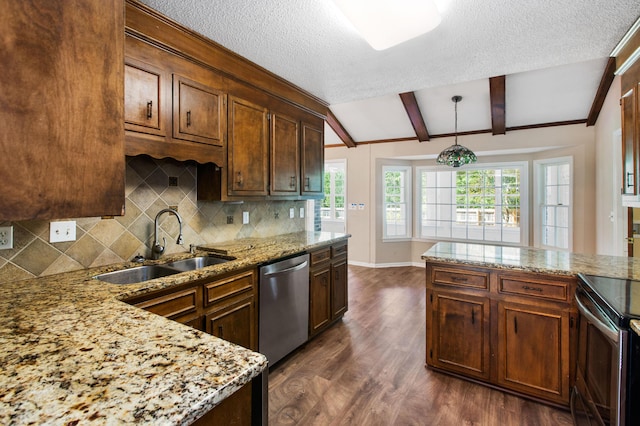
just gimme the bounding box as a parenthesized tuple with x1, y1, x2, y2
(138, 0, 640, 144)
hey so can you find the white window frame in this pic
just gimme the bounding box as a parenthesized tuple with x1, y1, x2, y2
(383, 165, 412, 240)
(321, 159, 347, 232)
(534, 157, 573, 251)
(416, 162, 529, 246)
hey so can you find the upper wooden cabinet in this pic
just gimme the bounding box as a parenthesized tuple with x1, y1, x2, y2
(124, 35, 226, 165)
(0, 0, 125, 221)
(173, 75, 226, 147)
(271, 113, 301, 196)
(227, 97, 269, 197)
(301, 123, 325, 197)
(125, 0, 327, 201)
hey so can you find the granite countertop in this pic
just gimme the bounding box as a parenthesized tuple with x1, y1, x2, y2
(421, 241, 640, 280)
(0, 231, 349, 425)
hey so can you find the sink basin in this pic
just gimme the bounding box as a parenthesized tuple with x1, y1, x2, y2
(165, 255, 232, 272)
(94, 265, 180, 284)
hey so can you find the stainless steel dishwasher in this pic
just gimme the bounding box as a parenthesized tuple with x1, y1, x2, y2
(259, 253, 309, 365)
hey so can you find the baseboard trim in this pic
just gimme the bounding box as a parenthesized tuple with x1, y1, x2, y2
(348, 260, 425, 269)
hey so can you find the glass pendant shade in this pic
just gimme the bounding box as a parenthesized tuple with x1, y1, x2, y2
(436, 144, 477, 167)
(437, 95, 477, 168)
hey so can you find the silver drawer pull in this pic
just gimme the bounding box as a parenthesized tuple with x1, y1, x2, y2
(522, 285, 543, 292)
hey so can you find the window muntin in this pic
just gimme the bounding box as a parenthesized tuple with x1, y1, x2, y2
(383, 165, 411, 239)
(418, 163, 527, 245)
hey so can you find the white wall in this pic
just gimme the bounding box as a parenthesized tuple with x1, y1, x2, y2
(594, 76, 625, 256)
(326, 120, 599, 266)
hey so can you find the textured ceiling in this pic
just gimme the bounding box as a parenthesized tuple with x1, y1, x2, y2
(139, 0, 639, 105)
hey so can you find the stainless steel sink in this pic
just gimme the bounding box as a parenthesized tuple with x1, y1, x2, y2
(94, 265, 180, 284)
(165, 255, 232, 272)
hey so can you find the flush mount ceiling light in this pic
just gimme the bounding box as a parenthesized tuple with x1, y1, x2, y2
(332, 0, 443, 50)
(437, 96, 477, 168)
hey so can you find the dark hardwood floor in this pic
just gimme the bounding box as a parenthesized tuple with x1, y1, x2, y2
(268, 265, 574, 425)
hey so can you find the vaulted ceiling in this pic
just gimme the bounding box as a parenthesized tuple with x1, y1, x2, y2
(139, 0, 640, 147)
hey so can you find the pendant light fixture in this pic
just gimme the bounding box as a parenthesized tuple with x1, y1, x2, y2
(436, 95, 477, 167)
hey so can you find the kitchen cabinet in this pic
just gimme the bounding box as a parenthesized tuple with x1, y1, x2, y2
(131, 282, 203, 329)
(226, 96, 270, 197)
(301, 123, 325, 197)
(428, 291, 491, 380)
(620, 50, 640, 205)
(621, 86, 638, 196)
(270, 113, 301, 195)
(203, 269, 258, 351)
(425, 262, 577, 406)
(309, 241, 349, 337)
(0, 0, 124, 221)
(124, 268, 258, 351)
(173, 75, 226, 147)
(124, 34, 227, 165)
(124, 58, 165, 137)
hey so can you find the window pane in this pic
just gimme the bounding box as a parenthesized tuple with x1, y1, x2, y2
(418, 165, 524, 244)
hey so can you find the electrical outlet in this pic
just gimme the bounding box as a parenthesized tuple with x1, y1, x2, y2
(242, 211, 249, 224)
(227, 215, 234, 224)
(0, 226, 13, 250)
(50, 220, 76, 243)
(299, 207, 305, 218)
(289, 208, 295, 219)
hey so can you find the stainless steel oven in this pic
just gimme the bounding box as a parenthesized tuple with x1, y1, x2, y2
(572, 274, 640, 426)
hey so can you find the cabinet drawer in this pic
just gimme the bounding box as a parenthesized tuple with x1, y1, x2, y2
(310, 247, 331, 265)
(431, 266, 489, 290)
(135, 287, 198, 319)
(331, 242, 348, 258)
(498, 275, 569, 302)
(204, 270, 254, 307)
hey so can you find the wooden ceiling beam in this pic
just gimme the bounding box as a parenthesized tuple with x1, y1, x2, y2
(586, 57, 616, 126)
(489, 75, 506, 135)
(326, 109, 357, 148)
(399, 91, 430, 142)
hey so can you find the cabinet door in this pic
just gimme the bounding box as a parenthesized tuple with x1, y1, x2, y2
(331, 256, 348, 320)
(205, 295, 256, 350)
(497, 301, 570, 404)
(0, 0, 124, 221)
(621, 87, 638, 195)
(173, 75, 226, 147)
(301, 122, 324, 197)
(271, 113, 300, 195)
(227, 96, 269, 196)
(427, 291, 491, 380)
(125, 58, 165, 136)
(310, 264, 331, 336)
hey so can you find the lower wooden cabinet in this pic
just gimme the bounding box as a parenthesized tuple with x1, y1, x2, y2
(125, 268, 257, 351)
(425, 262, 577, 406)
(309, 242, 348, 337)
(203, 270, 257, 351)
(428, 291, 491, 380)
(497, 301, 571, 403)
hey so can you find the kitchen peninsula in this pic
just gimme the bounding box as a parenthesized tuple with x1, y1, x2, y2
(0, 231, 348, 425)
(422, 242, 640, 407)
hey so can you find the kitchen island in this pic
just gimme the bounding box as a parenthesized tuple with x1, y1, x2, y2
(422, 241, 640, 406)
(0, 231, 348, 425)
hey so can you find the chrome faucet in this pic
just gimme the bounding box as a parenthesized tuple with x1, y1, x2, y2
(152, 208, 184, 260)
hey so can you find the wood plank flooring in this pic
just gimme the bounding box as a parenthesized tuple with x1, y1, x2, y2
(268, 265, 574, 425)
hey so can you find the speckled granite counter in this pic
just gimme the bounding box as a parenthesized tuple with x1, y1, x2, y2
(0, 231, 349, 425)
(422, 242, 640, 280)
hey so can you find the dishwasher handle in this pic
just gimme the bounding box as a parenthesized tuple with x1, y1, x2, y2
(263, 260, 308, 278)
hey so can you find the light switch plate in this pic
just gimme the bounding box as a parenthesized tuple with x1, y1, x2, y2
(0, 226, 13, 250)
(289, 208, 295, 219)
(242, 211, 249, 224)
(50, 220, 76, 243)
(299, 207, 305, 218)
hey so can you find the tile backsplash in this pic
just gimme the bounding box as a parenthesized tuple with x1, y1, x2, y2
(0, 155, 309, 283)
